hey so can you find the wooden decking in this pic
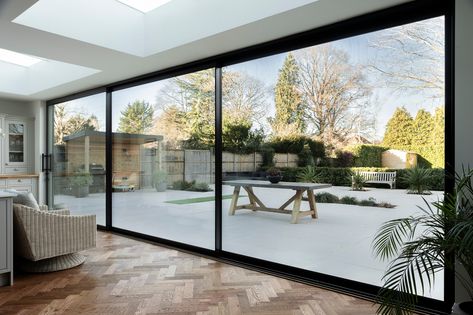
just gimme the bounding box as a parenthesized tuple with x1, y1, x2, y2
(0, 232, 377, 314)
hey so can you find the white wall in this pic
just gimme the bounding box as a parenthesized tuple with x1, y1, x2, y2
(0, 98, 45, 204)
(455, 0, 473, 303)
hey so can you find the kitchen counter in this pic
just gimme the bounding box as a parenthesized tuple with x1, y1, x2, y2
(0, 174, 39, 179)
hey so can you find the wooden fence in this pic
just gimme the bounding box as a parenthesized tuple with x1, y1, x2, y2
(159, 150, 298, 184)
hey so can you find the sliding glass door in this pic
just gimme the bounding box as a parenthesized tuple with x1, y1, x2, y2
(45, 9, 449, 310)
(111, 69, 215, 249)
(47, 93, 106, 226)
(221, 16, 445, 300)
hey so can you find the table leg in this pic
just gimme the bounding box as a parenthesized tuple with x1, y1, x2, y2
(246, 187, 257, 211)
(291, 190, 303, 224)
(228, 186, 240, 215)
(307, 189, 318, 219)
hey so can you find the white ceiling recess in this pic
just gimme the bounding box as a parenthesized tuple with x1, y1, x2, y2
(0, 0, 413, 101)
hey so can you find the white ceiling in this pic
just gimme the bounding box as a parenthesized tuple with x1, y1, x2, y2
(0, 0, 413, 102)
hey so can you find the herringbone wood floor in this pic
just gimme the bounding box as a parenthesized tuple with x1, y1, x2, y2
(0, 232, 377, 315)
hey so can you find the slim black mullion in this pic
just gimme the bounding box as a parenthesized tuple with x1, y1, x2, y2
(105, 89, 113, 230)
(443, 0, 456, 309)
(215, 67, 223, 252)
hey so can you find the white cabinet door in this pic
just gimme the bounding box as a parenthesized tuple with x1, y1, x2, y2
(4, 120, 27, 169)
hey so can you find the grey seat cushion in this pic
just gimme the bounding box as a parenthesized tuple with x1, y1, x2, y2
(4, 189, 40, 210)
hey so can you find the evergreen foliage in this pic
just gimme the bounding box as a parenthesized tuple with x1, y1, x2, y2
(117, 100, 154, 134)
(349, 145, 386, 167)
(412, 109, 434, 146)
(271, 53, 305, 135)
(383, 107, 414, 147)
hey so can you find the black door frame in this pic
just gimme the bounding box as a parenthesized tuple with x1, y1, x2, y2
(46, 0, 454, 312)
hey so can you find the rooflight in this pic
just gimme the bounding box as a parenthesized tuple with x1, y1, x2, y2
(0, 48, 42, 67)
(116, 0, 172, 13)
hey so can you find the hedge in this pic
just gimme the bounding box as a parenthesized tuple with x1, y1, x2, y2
(279, 166, 445, 191)
(348, 145, 387, 167)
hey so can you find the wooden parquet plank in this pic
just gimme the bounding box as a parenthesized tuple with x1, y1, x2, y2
(0, 232, 377, 315)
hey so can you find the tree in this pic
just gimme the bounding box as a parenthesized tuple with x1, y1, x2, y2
(411, 109, 434, 146)
(383, 107, 414, 147)
(270, 53, 305, 135)
(431, 106, 445, 147)
(54, 105, 99, 144)
(155, 69, 268, 149)
(222, 117, 263, 153)
(369, 16, 444, 99)
(117, 100, 154, 134)
(152, 105, 188, 148)
(222, 70, 267, 126)
(296, 45, 373, 150)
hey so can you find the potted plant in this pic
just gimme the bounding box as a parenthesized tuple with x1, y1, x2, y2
(266, 167, 282, 184)
(372, 168, 473, 315)
(70, 172, 93, 198)
(153, 170, 168, 192)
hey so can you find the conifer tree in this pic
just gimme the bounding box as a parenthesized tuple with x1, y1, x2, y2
(271, 53, 305, 135)
(431, 106, 445, 147)
(412, 109, 434, 146)
(383, 107, 414, 147)
(118, 100, 154, 134)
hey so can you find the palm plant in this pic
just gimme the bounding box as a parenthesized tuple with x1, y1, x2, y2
(297, 166, 321, 183)
(400, 167, 434, 195)
(352, 172, 366, 191)
(373, 168, 473, 314)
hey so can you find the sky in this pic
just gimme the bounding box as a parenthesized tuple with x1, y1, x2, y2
(60, 16, 445, 141)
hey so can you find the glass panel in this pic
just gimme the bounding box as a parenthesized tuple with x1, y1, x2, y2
(48, 93, 106, 226)
(112, 69, 215, 249)
(222, 17, 445, 300)
(9, 123, 24, 134)
(8, 124, 24, 163)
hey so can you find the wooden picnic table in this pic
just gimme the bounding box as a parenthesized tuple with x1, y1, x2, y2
(223, 180, 332, 224)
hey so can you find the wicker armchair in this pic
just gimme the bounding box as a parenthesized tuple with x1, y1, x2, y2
(13, 204, 96, 272)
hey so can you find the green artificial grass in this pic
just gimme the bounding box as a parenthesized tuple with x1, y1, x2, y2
(166, 194, 244, 205)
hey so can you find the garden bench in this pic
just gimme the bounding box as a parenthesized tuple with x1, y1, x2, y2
(353, 171, 396, 189)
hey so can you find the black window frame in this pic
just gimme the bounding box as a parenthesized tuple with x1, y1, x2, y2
(46, 0, 454, 312)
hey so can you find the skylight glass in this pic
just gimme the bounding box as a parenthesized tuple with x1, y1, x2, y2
(116, 0, 172, 13)
(0, 48, 42, 67)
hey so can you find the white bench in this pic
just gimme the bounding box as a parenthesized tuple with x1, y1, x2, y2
(352, 171, 396, 189)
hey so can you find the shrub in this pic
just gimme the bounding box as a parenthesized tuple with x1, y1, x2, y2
(70, 172, 93, 187)
(359, 198, 377, 207)
(172, 180, 194, 190)
(297, 166, 320, 183)
(400, 167, 434, 194)
(316, 167, 353, 186)
(349, 145, 386, 167)
(280, 167, 299, 182)
(275, 166, 445, 190)
(335, 150, 355, 167)
(351, 173, 366, 191)
(191, 182, 212, 192)
(172, 180, 212, 192)
(340, 196, 358, 205)
(297, 149, 314, 167)
(260, 144, 275, 168)
(314, 192, 340, 203)
(307, 139, 325, 159)
(270, 136, 306, 153)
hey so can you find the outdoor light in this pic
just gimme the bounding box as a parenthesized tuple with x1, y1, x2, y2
(0, 48, 42, 67)
(115, 0, 172, 13)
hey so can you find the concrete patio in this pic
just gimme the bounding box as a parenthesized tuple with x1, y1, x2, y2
(54, 185, 444, 300)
